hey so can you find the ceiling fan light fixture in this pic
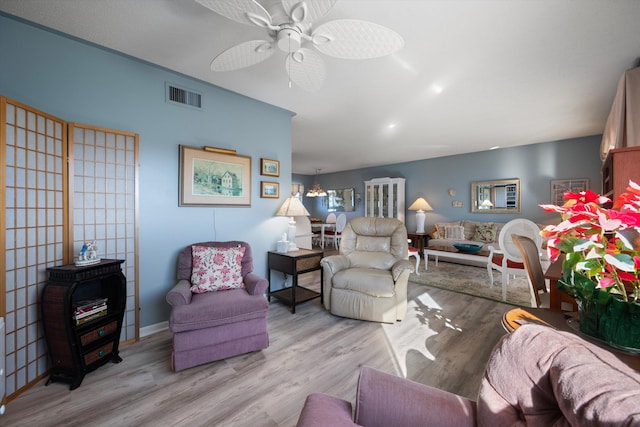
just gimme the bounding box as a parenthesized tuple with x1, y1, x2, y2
(198, 0, 403, 91)
(277, 27, 301, 52)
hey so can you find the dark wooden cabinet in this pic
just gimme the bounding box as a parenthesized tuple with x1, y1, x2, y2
(41, 259, 126, 390)
(602, 146, 640, 202)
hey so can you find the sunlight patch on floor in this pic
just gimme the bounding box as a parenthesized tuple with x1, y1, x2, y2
(380, 289, 461, 378)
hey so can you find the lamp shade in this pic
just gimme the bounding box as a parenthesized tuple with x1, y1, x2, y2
(276, 196, 310, 217)
(481, 199, 494, 207)
(276, 197, 310, 251)
(408, 197, 433, 212)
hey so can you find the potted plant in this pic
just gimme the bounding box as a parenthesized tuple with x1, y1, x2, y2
(540, 180, 640, 351)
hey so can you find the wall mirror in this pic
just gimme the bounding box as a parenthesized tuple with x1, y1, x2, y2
(327, 188, 355, 212)
(471, 179, 520, 213)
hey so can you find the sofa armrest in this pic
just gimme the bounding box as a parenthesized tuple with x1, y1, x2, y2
(244, 272, 269, 296)
(391, 259, 414, 281)
(296, 393, 356, 427)
(166, 279, 192, 307)
(354, 366, 477, 427)
(479, 325, 640, 426)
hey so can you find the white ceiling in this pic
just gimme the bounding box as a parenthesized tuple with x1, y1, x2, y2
(2, 0, 639, 175)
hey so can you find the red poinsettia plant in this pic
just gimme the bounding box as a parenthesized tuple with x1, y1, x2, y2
(540, 180, 640, 303)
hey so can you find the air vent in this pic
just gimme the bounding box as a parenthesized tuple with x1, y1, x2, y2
(166, 83, 202, 109)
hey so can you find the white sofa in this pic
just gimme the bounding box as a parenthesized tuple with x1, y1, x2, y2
(427, 220, 506, 266)
(426, 219, 549, 269)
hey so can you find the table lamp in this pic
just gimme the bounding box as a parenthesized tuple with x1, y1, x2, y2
(276, 196, 311, 251)
(408, 197, 433, 234)
(481, 199, 494, 209)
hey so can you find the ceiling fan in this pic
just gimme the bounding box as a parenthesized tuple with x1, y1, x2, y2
(194, 0, 404, 92)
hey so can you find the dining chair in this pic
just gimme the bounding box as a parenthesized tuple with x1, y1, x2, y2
(324, 213, 347, 248)
(511, 234, 549, 308)
(487, 218, 542, 301)
(311, 225, 322, 247)
(312, 213, 338, 247)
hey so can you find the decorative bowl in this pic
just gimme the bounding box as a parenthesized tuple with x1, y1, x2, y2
(453, 243, 483, 253)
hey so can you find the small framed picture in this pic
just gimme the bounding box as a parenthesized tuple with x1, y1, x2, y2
(551, 178, 589, 205)
(261, 158, 280, 177)
(261, 181, 279, 198)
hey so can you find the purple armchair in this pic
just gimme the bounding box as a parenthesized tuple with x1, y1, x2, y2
(166, 241, 269, 371)
(297, 325, 640, 426)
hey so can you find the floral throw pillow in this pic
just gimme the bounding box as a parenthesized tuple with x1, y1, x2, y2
(190, 245, 246, 293)
(474, 224, 498, 243)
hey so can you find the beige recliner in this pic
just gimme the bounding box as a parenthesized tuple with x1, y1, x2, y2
(320, 217, 414, 323)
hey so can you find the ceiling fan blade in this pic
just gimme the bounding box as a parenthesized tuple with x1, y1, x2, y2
(281, 0, 336, 24)
(312, 19, 404, 59)
(286, 48, 325, 92)
(195, 0, 273, 28)
(211, 40, 275, 71)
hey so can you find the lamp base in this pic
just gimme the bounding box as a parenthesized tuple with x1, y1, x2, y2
(286, 218, 298, 252)
(415, 210, 426, 234)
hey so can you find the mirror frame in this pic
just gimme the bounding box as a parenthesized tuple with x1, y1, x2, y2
(471, 179, 521, 213)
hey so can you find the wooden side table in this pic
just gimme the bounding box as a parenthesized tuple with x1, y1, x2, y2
(267, 249, 323, 314)
(407, 232, 429, 253)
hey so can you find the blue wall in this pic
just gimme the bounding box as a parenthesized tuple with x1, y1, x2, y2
(1, 13, 605, 328)
(1, 14, 294, 327)
(300, 135, 603, 231)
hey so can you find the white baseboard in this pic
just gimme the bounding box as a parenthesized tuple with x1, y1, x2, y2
(140, 321, 168, 338)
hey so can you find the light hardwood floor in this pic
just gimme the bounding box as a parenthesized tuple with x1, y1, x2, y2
(3, 264, 515, 426)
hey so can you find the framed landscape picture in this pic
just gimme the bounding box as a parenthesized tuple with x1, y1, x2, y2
(260, 158, 280, 177)
(261, 181, 279, 198)
(179, 145, 251, 206)
(550, 178, 589, 205)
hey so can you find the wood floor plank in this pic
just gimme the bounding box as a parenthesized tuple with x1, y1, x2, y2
(3, 269, 515, 427)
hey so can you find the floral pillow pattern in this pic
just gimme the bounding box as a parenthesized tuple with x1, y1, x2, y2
(190, 245, 246, 293)
(474, 223, 498, 243)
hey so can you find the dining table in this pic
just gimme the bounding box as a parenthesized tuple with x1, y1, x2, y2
(310, 222, 335, 249)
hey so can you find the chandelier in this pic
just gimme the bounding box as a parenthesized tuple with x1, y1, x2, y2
(306, 169, 327, 197)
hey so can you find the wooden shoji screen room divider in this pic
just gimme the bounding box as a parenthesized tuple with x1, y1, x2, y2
(68, 123, 139, 345)
(1, 97, 139, 401)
